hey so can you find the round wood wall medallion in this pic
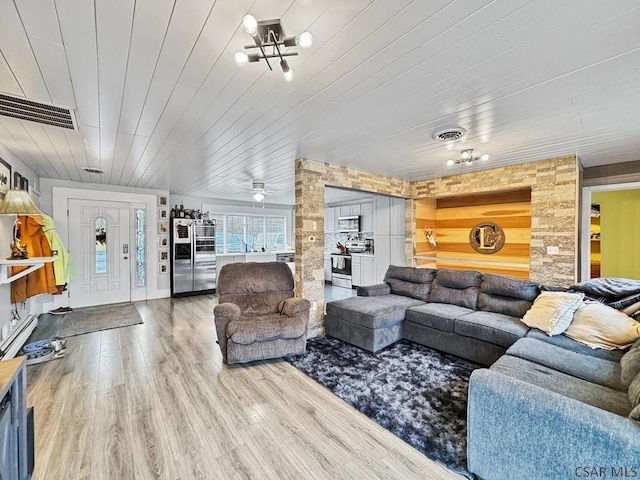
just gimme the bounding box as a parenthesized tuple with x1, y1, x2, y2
(469, 222, 505, 254)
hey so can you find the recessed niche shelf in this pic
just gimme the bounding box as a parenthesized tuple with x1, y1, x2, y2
(0, 256, 57, 285)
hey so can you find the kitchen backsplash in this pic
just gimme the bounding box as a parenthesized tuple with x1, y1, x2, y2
(324, 232, 373, 255)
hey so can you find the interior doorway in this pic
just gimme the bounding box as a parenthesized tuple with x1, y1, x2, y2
(581, 182, 640, 281)
(67, 199, 131, 308)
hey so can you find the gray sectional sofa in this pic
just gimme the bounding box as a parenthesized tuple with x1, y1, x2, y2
(324, 265, 640, 479)
(468, 337, 640, 480)
(325, 265, 539, 365)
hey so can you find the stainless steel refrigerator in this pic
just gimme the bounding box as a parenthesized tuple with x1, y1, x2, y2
(170, 218, 217, 296)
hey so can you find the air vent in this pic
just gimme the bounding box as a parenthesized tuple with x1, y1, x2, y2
(0, 92, 77, 130)
(81, 166, 104, 174)
(432, 126, 467, 142)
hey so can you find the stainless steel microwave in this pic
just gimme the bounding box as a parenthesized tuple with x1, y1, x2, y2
(337, 215, 360, 232)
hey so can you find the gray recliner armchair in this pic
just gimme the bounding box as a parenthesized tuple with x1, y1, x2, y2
(214, 262, 310, 364)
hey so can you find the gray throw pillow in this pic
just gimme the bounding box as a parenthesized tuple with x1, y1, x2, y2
(385, 265, 436, 284)
(621, 339, 640, 388)
(386, 278, 431, 302)
(481, 273, 540, 302)
(629, 372, 640, 421)
(434, 268, 482, 289)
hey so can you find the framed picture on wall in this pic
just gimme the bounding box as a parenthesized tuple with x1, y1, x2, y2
(159, 249, 169, 261)
(159, 262, 169, 274)
(158, 195, 168, 207)
(20, 176, 28, 192)
(158, 207, 168, 220)
(14, 172, 22, 190)
(158, 222, 169, 234)
(159, 235, 169, 247)
(0, 158, 11, 199)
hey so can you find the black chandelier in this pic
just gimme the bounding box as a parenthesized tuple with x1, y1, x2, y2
(234, 15, 313, 82)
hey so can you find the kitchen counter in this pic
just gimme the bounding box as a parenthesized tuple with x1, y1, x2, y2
(216, 251, 294, 257)
(350, 252, 374, 257)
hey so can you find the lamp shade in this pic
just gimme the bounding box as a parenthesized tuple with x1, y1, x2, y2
(0, 189, 43, 215)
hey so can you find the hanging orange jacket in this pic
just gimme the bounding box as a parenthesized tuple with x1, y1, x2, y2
(11, 215, 58, 303)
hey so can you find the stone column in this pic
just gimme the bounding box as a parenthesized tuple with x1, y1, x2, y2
(294, 158, 325, 337)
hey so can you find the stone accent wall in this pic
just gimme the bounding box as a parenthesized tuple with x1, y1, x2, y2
(295, 158, 410, 335)
(412, 156, 579, 285)
(296, 155, 578, 336)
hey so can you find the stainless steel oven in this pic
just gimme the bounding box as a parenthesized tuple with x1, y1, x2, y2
(331, 253, 352, 288)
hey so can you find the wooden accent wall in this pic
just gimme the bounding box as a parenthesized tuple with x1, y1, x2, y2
(415, 189, 532, 279)
(414, 198, 437, 268)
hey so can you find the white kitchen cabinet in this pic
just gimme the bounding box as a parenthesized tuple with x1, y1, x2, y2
(351, 255, 362, 286)
(351, 254, 376, 287)
(324, 207, 332, 234)
(339, 204, 361, 217)
(390, 236, 406, 266)
(246, 253, 277, 263)
(373, 236, 390, 283)
(361, 256, 376, 286)
(324, 206, 342, 234)
(216, 254, 246, 272)
(374, 196, 390, 236)
(390, 197, 406, 236)
(361, 202, 374, 232)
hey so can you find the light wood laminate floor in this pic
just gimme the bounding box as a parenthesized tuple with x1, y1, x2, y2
(26, 296, 461, 480)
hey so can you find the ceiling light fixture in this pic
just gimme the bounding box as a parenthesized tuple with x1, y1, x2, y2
(446, 149, 489, 166)
(252, 181, 266, 202)
(234, 15, 312, 82)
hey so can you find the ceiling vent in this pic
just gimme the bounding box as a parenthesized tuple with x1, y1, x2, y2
(0, 92, 77, 130)
(432, 126, 467, 142)
(81, 166, 104, 174)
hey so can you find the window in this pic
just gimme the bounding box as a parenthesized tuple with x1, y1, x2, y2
(212, 214, 225, 253)
(135, 208, 145, 287)
(227, 215, 245, 253)
(95, 217, 107, 274)
(211, 213, 287, 253)
(246, 216, 265, 251)
(266, 217, 285, 251)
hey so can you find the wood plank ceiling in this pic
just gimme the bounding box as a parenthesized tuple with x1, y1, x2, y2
(0, 0, 639, 205)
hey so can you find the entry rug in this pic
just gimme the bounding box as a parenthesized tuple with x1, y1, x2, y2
(285, 337, 480, 478)
(35, 303, 143, 339)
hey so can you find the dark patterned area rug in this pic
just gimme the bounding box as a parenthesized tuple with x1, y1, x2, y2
(285, 337, 480, 478)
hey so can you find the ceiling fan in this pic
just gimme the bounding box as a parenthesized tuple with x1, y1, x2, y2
(251, 181, 267, 202)
(239, 175, 282, 204)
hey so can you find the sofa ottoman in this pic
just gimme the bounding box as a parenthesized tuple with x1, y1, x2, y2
(325, 294, 425, 352)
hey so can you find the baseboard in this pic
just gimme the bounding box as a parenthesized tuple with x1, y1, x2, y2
(0, 315, 38, 359)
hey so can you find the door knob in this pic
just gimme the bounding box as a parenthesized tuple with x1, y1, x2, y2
(124, 256, 128, 259)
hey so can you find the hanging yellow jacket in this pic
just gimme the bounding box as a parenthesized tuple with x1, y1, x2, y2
(11, 215, 58, 303)
(40, 214, 75, 286)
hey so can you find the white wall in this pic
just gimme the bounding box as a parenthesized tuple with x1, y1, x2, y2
(40, 178, 171, 309)
(0, 146, 40, 345)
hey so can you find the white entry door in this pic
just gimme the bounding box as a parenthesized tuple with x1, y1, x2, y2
(68, 199, 131, 308)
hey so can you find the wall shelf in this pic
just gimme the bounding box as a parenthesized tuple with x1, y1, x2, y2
(0, 256, 57, 285)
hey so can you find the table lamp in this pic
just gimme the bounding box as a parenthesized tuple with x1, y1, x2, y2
(0, 189, 43, 259)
